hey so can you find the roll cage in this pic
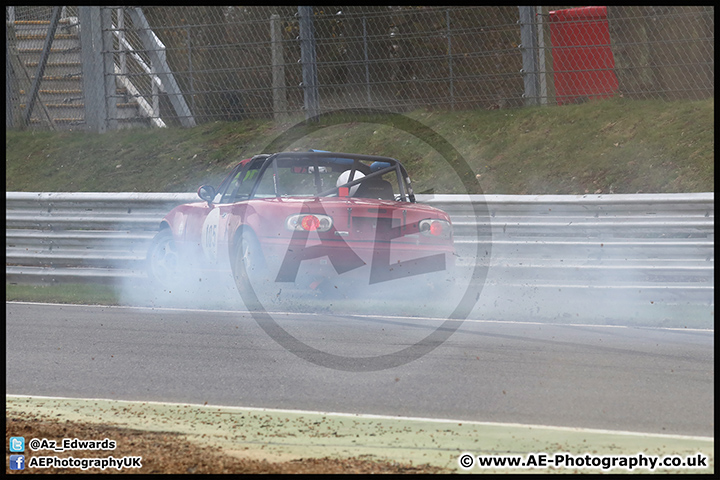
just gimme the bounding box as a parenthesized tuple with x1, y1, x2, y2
(215, 151, 416, 204)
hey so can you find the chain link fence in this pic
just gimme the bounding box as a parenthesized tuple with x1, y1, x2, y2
(6, 6, 714, 131)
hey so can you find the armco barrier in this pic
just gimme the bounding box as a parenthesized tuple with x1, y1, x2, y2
(5, 192, 714, 322)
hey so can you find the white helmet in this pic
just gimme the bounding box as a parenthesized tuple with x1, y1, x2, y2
(336, 170, 365, 196)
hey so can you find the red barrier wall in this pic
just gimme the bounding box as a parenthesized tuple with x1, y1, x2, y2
(548, 6, 619, 105)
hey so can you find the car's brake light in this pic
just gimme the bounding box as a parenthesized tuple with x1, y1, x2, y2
(286, 214, 333, 232)
(302, 215, 320, 231)
(419, 219, 451, 238)
(430, 221, 443, 236)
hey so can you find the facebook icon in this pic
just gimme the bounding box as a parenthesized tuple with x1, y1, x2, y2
(10, 455, 25, 470)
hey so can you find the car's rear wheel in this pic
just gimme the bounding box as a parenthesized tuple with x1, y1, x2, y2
(146, 228, 179, 289)
(231, 230, 268, 302)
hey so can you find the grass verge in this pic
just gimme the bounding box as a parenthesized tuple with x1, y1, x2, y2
(6, 98, 714, 195)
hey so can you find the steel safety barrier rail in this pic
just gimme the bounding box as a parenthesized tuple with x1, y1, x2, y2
(5, 191, 714, 322)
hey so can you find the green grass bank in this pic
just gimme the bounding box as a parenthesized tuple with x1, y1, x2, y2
(6, 98, 714, 196)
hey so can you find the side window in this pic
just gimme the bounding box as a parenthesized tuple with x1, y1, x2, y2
(253, 167, 277, 198)
(219, 169, 245, 204)
(233, 169, 260, 200)
(220, 165, 260, 203)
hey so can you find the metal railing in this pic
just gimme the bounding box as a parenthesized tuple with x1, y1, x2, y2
(7, 6, 714, 130)
(5, 6, 194, 131)
(5, 192, 714, 322)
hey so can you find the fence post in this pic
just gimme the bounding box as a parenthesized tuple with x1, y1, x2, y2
(535, 6, 548, 105)
(117, 9, 126, 79)
(79, 6, 108, 133)
(270, 14, 287, 121)
(6, 17, 22, 129)
(101, 7, 118, 130)
(185, 26, 195, 117)
(446, 9, 454, 110)
(298, 6, 319, 120)
(518, 6, 539, 106)
(363, 16, 371, 105)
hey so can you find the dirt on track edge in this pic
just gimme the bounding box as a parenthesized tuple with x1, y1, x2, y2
(6, 414, 451, 474)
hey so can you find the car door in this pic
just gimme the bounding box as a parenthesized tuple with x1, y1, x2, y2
(199, 158, 265, 267)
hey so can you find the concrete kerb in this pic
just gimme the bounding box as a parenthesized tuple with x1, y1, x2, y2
(6, 395, 713, 473)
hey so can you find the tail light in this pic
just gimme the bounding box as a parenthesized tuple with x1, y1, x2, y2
(285, 214, 333, 232)
(419, 219, 451, 238)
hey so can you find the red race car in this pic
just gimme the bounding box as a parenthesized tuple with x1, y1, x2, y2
(147, 151, 455, 300)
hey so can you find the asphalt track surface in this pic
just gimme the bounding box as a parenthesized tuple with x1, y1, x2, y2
(6, 302, 713, 439)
